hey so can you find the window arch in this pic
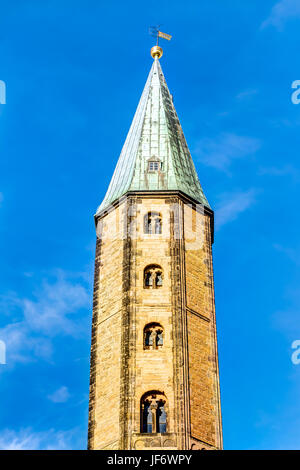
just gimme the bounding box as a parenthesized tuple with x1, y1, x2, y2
(144, 212, 162, 234)
(143, 323, 164, 350)
(144, 265, 163, 289)
(141, 391, 167, 434)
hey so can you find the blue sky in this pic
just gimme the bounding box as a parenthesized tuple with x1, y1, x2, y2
(0, 0, 300, 450)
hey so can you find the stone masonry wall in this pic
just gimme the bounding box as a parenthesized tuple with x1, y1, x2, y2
(88, 194, 222, 450)
(184, 204, 222, 449)
(88, 204, 124, 450)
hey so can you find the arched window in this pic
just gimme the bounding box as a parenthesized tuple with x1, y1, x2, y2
(141, 391, 167, 434)
(144, 323, 164, 350)
(144, 265, 163, 289)
(144, 212, 162, 234)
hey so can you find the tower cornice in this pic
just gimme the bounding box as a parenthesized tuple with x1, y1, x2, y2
(94, 189, 214, 244)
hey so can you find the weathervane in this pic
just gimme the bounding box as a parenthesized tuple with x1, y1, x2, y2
(149, 25, 172, 59)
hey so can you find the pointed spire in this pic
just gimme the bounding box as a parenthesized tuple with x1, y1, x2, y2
(96, 54, 210, 215)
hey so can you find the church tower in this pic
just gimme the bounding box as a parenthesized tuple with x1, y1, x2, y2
(88, 44, 223, 450)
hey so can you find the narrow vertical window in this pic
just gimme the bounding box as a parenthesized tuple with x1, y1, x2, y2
(144, 265, 163, 289)
(154, 216, 162, 234)
(145, 271, 153, 287)
(155, 271, 162, 287)
(142, 401, 152, 433)
(156, 330, 163, 347)
(145, 329, 153, 347)
(141, 392, 167, 434)
(143, 323, 164, 350)
(144, 212, 162, 235)
(157, 401, 167, 433)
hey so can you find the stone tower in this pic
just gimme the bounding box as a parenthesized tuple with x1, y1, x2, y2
(88, 45, 223, 450)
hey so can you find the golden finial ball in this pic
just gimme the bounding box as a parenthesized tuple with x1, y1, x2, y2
(151, 46, 163, 59)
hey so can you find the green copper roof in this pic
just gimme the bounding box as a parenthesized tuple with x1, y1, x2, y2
(96, 57, 210, 215)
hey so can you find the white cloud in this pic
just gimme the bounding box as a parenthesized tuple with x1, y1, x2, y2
(261, 0, 300, 30)
(48, 386, 70, 403)
(24, 272, 34, 278)
(0, 321, 53, 364)
(22, 274, 89, 336)
(236, 89, 258, 101)
(0, 427, 79, 450)
(273, 306, 300, 339)
(0, 271, 90, 366)
(258, 165, 300, 180)
(215, 189, 258, 230)
(253, 372, 300, 449)
(271, 284, 300, 342)
(273, 243, 300, 265)
(194, 133, 261, 172)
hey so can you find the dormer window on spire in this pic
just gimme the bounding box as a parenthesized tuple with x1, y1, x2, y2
(148, 156, 162, 173)
(148, 161, 161, 172)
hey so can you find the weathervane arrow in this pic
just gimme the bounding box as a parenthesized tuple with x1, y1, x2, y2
(149, 26, 172, 59)
(149, 26, 172, 45)
(158, 31, 172, 41)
